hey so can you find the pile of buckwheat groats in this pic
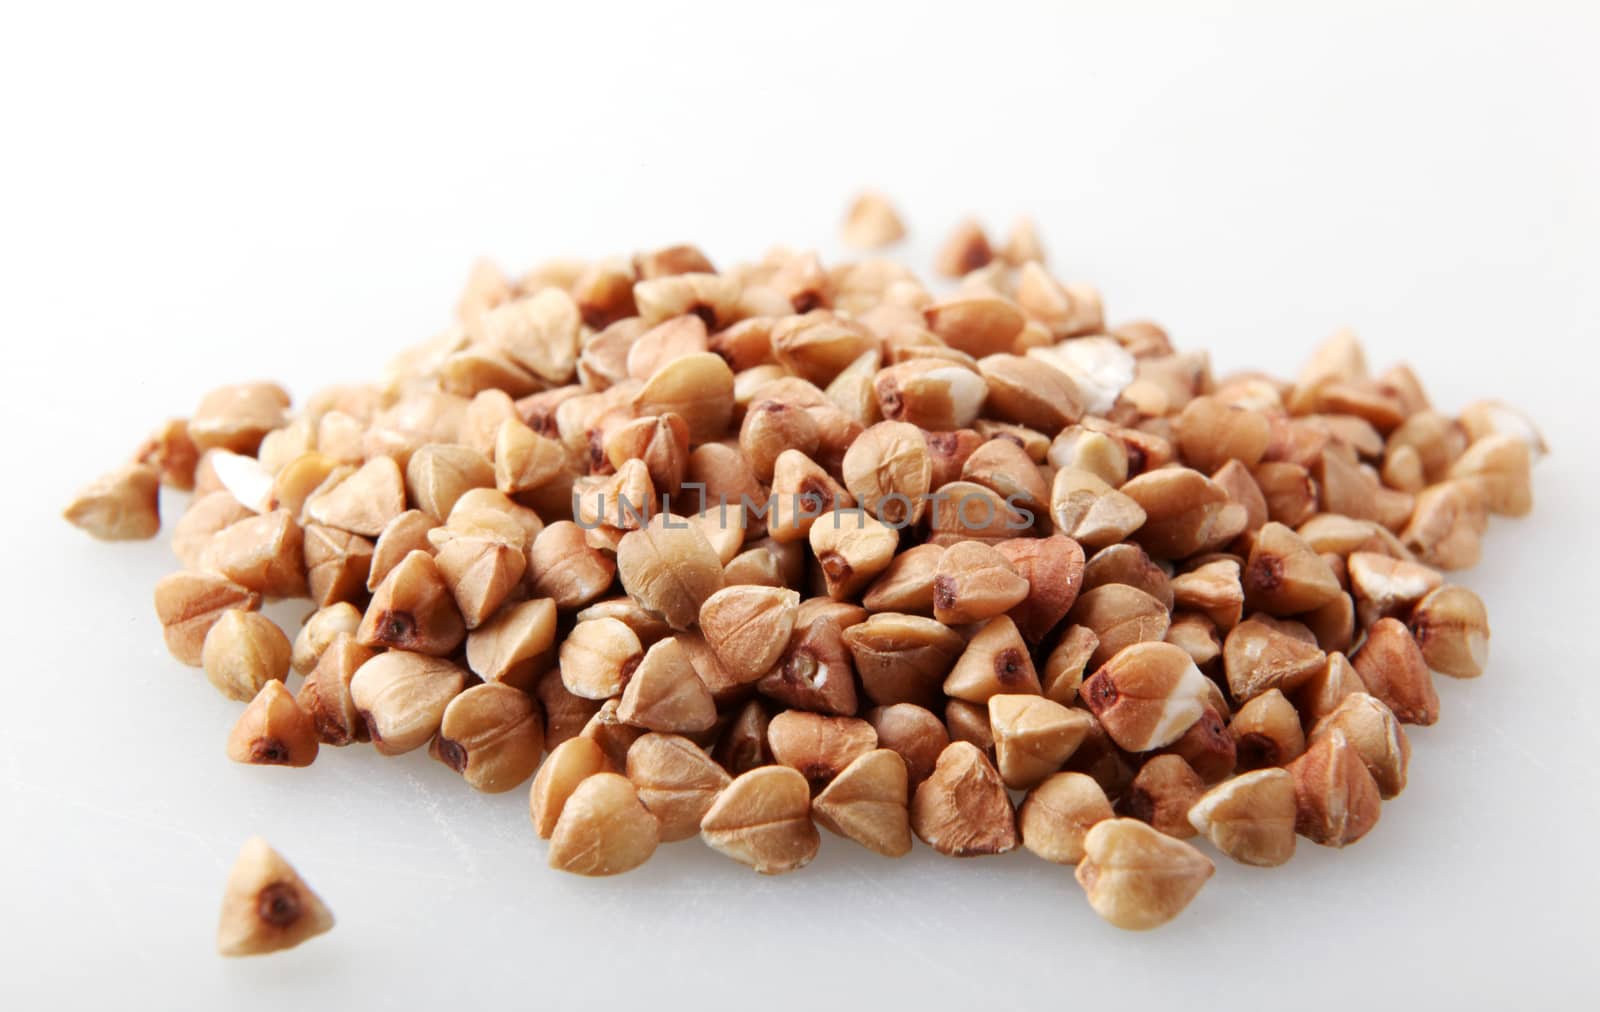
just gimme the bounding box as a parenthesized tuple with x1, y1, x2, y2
(65, 192, 1545, 946)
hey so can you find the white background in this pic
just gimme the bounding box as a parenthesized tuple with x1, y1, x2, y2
(2, 2, 1597, 1009)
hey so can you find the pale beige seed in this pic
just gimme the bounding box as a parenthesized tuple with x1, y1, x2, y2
(977, 353, 1086, 433)
(1169, 559, 1243, 632)
(1222, 616, 1327, 704)
(302, 525, 373, 607)
(698, 585, 800, 684)
(1050, 467, 1146, 549)
(1409, 584, 1490, 678)
(812, 748, 913, 857)
(559, 617, 644, 700)
(200, 509, 306, 599)
(1075, 818, 1214, 931)
(63, 463, 161, 540)
(934, 218, 993, 278)
(217, 838, 334, 957)
(349, 651, 466, 755)
(528, 521, 617, 609)
(1173, 396, 1272, 473)
(494, 415, 569, 494)
(1042, 625, 1099, 705)
(767, 710, 878, 786)
(873, 358, 989, 431)
(616, 637, 716, 733)
(1080, 641, 1210, 753)
(841, 191, 906, 248)
(1186, 769, 1298, 867)
(189, 382, 290, 455)
(1448, 433, 1533, 517)
(932, 541, 1029, 626)
(616, 513, 727, 630)
(431, 683, 544, 793)
(431, 535, 524, 630)
(465, 598, 558, 687)
(134, 417, 200, 491)
(548, 773, 660, 876)
(633, 352, 736, 444)
(153, 569, 262, 666)
(626, 733, 731, 843)
(861, 543, 943, 614)
(700, 765, 821, 875)
(305, 456, 406, 538)
(291, 601, 362, 676)
(202, 610, 292, 703)
(529, 736, 610, 838)
(911, 741, 1018, 857)
(808, 508, 899, 600)
(1242, 522, 1342, 616)
(1019, 772, 1114, 865)
(943, 615, 1041, 702)
(988, 694, 1094, 790)
(1067, 583, 1172, 669)
(1293, 651, 1368, 724)
(628, 316, 710, 381)
(739, 399, 821, 481)
(768, 450, 854, 543)
(841, 420, 933, 526)
(357, 550, 466, 656)
(1120, 467, 1241, 560)
(440, 488, 544, 551)
(1016, 262, 1103, 339)
(172, 492, 254, 569)
(366, 510, 437, 591)
(961, 436, 1051, 519)
(1048, 426, 1129, 487)
(226, 680, 319, 768)
(406, 444, 494, 522)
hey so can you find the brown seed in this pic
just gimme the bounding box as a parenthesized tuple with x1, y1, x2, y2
(865, 704, 949, 786)
(1042, 625, 1099, 705)
(430, 683, 544, 793)
(1049, 467, 1147, 549)
(1121, 755, 1205, 839)
(809, 508, 899, 600)
(873, 358, 988, 431)
(1285, 728, 1382, 847)
(1165, 611, 1222, 670)
(1075, 818, 1214, 931)
(770, 311, 875, 386)
(529, 736, 611, 838)
(1228, 688, 1306, 770)
(299, 457, 404, 539)
(710, 698, 769, 776)
(203, 610, 292, 702)
(63, 463, 161, 540)
(1347, 551, 1442, 627)
(932, 541, 1030, 625)
(700, 765, 821, 874)
(1253, 461, 1318, 528)
(944, 615, 1041, 702)
(841, 191, 907, 248)
(1018, 772, 1114, 865)
(1174, 396, 1272, 473)
(365, 509, 436, 592)
(766, 710, 878, 787)
(199, 509, 306, 599)
(757, 613, 860, 714)
(1082, 543, 1174, 610)
(977, 353, 1086, 432)
(627, 316, 709, 382)
(153, 569, 262, 666)
(1351, 617, 1440, 725)
(934, 218, 993, 278)
(1121, 467, 1243, 560)
(357, 550, 465, 656)
(1222, 616, 1327, 704)
(548, 773, 660, 876)
(616, 637, 716, 733)
(296, 634, 374, 746)
(1309, 692, 1410, 800)
(172, 492, 254, 569)
(925, 429, 986, 489)
(991, 536, 1085, 645)
(1081, 641, 1212, 753)
(559, 617, 644, 700)
(1409, 585, 1490, 678)
(923, 292, 1026, 358)
(1448, 433, 1533, 517)
(911, 741, 1018, 857)
(988, 694, 1094, 790)
(737, 400, 820, 483)
(1401, 479, 1486, 570)
(625, 733, 731, 843)
(697, 585, 800, 685)
(1293, 651, 1367, 724)
(926, 480, 1029, 546)
(432, 536, 524, 630)
(616, 513, 727, 629)
(226, 680, 319, 768)
(349, 651, 466, 755)
(1068, 584, 1172, 669)
(1186, 768, 1298, 867)
(811, 748, 912, 857)
(842, 613, 964, 708)
(217, 837, 334, 957)
(1242, 522, 1343, 616)
(301, 525, 373, 607)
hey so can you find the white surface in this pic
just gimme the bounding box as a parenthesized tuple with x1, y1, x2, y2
(3, 3, 1598, 1009)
